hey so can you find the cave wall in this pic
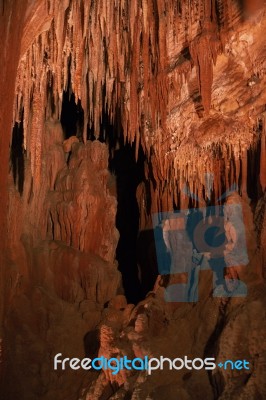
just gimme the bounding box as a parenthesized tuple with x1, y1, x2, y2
(0, 1, 266, 399)
(0, 0, 28, 339)
(4, 137, 121, 399)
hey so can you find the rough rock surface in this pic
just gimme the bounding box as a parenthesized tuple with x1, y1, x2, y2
(0, 1, 265, 400)
(83, 195, 266, 400)
(3, 137, 121, 399)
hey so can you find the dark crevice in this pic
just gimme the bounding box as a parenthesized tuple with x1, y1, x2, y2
(110, 142, 146, 304)
(88, 103, 148, 304)
(215, 0, 226, 28)
(10, 110, 25, 195)
(60, 61, 84, 140)
(247, 129, 262, 201)
(46, 72, 56, 118)
(60, 91, 84, 140)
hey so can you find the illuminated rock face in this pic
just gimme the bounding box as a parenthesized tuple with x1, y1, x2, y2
(2, 120, 121, 399)
(0, 1, 266, 399)
(11, 0, 266, 212)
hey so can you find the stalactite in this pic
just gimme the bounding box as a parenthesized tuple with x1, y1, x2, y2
(224, 150, 229, 194)
(230, 158, 235, 188)
(189, 32, 219, 114)
(235, 156, 240, 193)
(14, 1, 219, 176)
(12, 0, 263, 205)
(241, 149, 248, 198)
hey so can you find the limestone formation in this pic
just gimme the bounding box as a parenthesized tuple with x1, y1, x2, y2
(0, 1, 265, 400)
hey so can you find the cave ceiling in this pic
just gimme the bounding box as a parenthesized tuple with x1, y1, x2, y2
(9, 0, 265, 213)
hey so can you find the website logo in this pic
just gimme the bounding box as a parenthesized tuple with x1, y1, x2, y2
(152, 174, 248, 302)
(54, 354, 250, 375)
